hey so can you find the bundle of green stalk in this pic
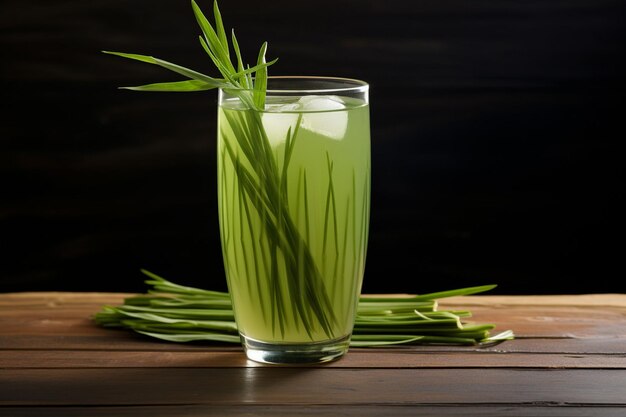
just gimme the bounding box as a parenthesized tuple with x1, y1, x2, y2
(94, 270, 514, 347)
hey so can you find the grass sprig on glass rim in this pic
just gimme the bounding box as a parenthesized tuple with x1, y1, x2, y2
(94, 270, 514, 347)
(103, 0, 275, 106)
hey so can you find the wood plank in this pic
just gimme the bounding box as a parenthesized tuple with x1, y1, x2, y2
(0, 292, 134, 305)
(440, 294, 626, 308)
(3, 334, 626, 354)
(1, 293, 625, 414)
(2, 405, 626, 417)
(437, 305, 626, 338)
(1, 369, 624, 406)
(0, 334, 236, 351)
(1, 349, 624, 369)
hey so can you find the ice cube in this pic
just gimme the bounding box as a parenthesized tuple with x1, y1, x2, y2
(299, 95, 348, 140)
(261, 95, 348, 146)
(262, 110, 300, 147)
(264, 102, 301, 112)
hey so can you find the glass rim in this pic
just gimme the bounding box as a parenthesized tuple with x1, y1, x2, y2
(221, 76, 369, 94)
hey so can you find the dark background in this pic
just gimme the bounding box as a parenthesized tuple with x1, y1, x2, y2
(1, 0, 624, 295)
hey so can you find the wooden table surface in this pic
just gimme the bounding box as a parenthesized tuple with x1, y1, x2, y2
(1, 292, 625, 416)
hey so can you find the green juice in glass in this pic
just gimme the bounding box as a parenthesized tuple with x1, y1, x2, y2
(218, 78, 370, 363)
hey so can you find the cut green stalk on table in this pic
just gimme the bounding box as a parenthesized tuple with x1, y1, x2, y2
(94, 270, 514, 347)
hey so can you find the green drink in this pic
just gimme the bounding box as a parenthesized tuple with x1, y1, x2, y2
(218, 77, 370, 363)
(103, 2, 373, 363)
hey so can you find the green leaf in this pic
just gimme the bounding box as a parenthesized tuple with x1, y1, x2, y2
(137, 330, 241, 343)
(231, 29, 246, 81)
(198, 36, 235, 82)
(190, 0, 234, 73)
(140, 269, 230, 297)
(350, 335, 425, 347)
(103, 51, 228, 88)
(233, 58, 278, 82)
(412, 284, 498, 300)
(213, 0, 229, 57)
(252, 41, 268, 109)
(120, 79, 216, 92)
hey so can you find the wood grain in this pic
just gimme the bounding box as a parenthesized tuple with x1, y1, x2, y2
(1, 349, 624, 369)
(2, 368, 625, 406)
(1, 292, 625, 416)
(2, 405, 626, 417)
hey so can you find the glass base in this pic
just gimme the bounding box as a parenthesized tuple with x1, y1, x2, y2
(242, 334, 351, 365)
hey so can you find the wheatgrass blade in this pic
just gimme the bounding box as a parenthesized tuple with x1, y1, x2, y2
(120, 80, 215, 92)
(212, 0, 229, 57)
(350, 335, 425, 347)
(411, 285, 498, 300)
(231, 30, 247, 85)
(115, 305, 235, 320)
(102, 51, 228, 88)
(191, 0, 235, 74)
(149, 298, 232, 308)
(141, 269, 229, 297)
(137, 331, 241, 343)
(199, 36, 235, 82)
(252, 42, 268, 109)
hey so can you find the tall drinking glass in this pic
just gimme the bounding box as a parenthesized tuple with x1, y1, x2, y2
(217, 77, 370, 364)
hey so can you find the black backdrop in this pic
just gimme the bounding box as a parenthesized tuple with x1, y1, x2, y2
(2, 0, 625, 295)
